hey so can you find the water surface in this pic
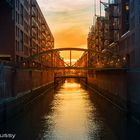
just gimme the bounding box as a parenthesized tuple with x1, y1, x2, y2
(0, 80, 134, 140)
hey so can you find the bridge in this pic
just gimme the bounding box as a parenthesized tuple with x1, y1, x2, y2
(22, 48, 89, 67)
(54, 74, 88, 85)
(19, 47, 124, 71)
(19, 47, 126, 89)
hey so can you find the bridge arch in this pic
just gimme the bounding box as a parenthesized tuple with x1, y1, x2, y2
(27, 48, 98, 60)
(20, 48, 98, 67)
(19, 48, 104, 70)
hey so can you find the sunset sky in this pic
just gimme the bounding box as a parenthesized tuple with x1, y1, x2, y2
(37, 0, 107, 60)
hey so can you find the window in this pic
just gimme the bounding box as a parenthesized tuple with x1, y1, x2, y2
(20, 4, 24, 25)
(24, 10, 29, 22)
(15, 40, 18, 51)
(20, 30, 24, 51)
(24, 0, 29, 10)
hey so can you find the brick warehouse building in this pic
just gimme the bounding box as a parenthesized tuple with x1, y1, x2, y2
(0, 0, 54, 65)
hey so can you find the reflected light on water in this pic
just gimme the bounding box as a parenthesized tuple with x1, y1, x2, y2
(42, 80, 102, 140)
(63, 81, 81, 88)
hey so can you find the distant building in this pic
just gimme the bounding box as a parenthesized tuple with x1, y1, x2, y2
(0, 0, 54, 64)
(74, 52, 88, 75)
(87, 16, 109, 68)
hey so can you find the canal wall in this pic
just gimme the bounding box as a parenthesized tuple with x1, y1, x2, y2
(127, 69, 140, 121)
(0, 66, 54, 98)
(88, 69, 140, 121)
(88, 70, 127, 109)
(0, 66, 55, 122)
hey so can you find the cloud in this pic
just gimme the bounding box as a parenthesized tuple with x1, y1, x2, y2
(37, 0, 92, 12)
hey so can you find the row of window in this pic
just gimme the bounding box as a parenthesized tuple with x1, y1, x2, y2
(15, 0, 20, 11)
(16, 26, 51, 46)
(15, 12, 24, 25)
(16, 22, 30, 38)
(24, 21, 30, 33)
(24, 0, 30, 10)
(15, 5, 30, 25)
(15, 40, 30, 55)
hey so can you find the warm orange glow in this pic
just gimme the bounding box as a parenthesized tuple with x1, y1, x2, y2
(50, 81, 94, 135)
(37, 0, 94, 60)
(55, 27, 86, 48)
(37, 0, 109, 60)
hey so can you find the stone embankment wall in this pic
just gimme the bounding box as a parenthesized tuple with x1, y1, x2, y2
(0, 66, 54, 122)
(127, 70, 140, 120)
(0, 66, 54, 98)
(88, 69, 140, 121)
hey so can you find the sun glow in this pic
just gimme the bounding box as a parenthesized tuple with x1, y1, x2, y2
(37, 0, 109, 60)
(37, 0, 94, 59)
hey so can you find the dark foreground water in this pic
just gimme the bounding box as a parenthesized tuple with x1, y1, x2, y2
(0, 80, 140, 140)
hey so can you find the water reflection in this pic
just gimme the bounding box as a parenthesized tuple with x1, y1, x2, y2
(0, 80, 132, 140)
(38, 80, 119, 140)
(43, 81, 96, 139)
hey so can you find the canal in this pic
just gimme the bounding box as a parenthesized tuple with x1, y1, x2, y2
(0, 80, 139, 140)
